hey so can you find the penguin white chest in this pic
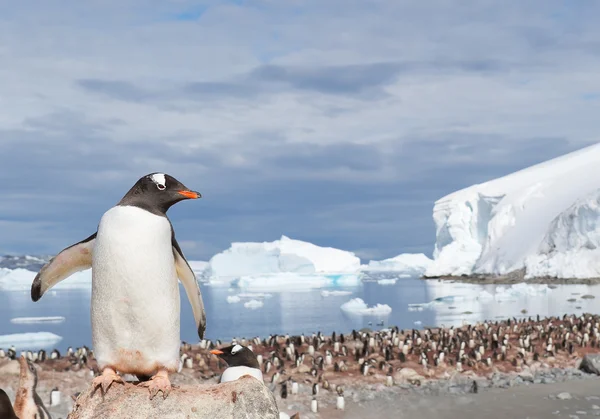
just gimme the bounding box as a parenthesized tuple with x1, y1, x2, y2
(91, 205, 180, 374)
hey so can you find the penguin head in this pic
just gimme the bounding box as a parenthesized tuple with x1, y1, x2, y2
(210, 344, 260, 369)
(118, 173, 201, 214)
(18, 355, 38, 388)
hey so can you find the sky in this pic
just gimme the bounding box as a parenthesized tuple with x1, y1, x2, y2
(1, 0, 600, 262)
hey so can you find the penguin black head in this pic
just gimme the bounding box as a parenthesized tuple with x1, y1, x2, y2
(210, 344, 259, 369)
(118, 173, 201, 215)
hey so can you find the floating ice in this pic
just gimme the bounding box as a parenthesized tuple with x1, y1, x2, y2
(237, 293, 273, 299)
(226, 295, 241, 304)
(244, 300, 264, 310)
(0, 332, 63, 349)
(426, 143, 600, 279)
(234, 272, 360, 291)
(203, 235, 361, 278)
(340, 298, 392, 316)
(364, 253, 432, 276)
(377, 279, 397, 285)
(10, 316, 65, 325)
(321, 290, 353, 297)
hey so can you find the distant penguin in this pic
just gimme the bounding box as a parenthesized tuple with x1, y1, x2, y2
(210, 344, 264, 383)
(311, 398, 318, 413)
(49, 387, 61, 407)
(280, 381, 288, 399)
(0, 389, 18, 419)
(30, 173, 206, 400)
(13, 356, 51, 419)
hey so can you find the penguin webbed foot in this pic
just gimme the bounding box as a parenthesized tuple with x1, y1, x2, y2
(92, 367, 124, 396)
(138, 369, 171, 400)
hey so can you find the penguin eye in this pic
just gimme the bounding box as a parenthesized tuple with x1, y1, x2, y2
(157, 184, 166, 191)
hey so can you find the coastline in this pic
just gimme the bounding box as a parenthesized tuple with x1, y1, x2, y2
(2, 314, 600, 418)
(422, 268, 600, 285)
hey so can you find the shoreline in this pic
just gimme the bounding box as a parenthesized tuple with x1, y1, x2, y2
(2, 313, 600, 418)
(422, 269, 600, 285)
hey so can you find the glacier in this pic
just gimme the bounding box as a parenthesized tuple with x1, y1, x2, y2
(426, 142, 600, 279)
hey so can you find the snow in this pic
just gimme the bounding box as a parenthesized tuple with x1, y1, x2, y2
(10, 316, 65, 324)
(203, 235, 361, 278)
(244, 299, 264, 309)
(0, 332, 63, 349)
(363, 253, 432, 276)
(426, 143, 600, 278)
(0, 268, 91, 291)
(321, 290, 353, 297)
(340, 298, 392, 316)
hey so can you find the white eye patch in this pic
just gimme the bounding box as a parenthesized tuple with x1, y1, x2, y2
(231, 344, 243, 355)
(150, 173, 166, 190)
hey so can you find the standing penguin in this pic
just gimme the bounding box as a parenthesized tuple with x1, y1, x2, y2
(13, 356, 51, 419)
(31, 173, 206, 399)
(210, 344, 264, 383)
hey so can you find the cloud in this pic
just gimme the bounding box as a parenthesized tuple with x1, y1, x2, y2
(0, 1, 599, 260)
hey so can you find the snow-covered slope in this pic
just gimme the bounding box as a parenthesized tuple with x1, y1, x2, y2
(426, 143, 600, 279)
(203, 235, 361, 278)
(363, 253, 432, 275)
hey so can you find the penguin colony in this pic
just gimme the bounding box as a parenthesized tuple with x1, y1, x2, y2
(1, 174, 600, 415)
(2, 312, 600, 415)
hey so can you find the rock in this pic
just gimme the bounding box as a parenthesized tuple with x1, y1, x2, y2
(518, 371, 534, 383)
(557, 392, 572, 400)
(67, 376, 279, 419)
(580, 354, 600, 375)
(393, 368, 425, 386)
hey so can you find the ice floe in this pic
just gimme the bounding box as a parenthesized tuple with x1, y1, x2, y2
(340, 298, 392, 316)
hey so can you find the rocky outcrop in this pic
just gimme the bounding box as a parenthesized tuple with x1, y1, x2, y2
(579, 353, 600, 375)
(67, 376, 279, 419)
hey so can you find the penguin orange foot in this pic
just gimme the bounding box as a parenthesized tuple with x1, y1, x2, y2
(139, 369, 171, 399)
(92, 367, 124, 395)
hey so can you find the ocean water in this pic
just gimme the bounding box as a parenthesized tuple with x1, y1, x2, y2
(1, 271, 599, 352)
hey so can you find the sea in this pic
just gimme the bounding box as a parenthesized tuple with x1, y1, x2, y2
(1, 269, 599, 352)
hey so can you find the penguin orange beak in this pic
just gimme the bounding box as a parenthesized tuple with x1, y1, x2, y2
(210, 349, 223, 355)
(178, 190, 201, 199)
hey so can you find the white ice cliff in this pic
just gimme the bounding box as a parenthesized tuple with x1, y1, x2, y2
(426, 142, 600, 278)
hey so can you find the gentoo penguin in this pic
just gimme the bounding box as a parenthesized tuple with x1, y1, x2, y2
(13, 356, 51, 419)
(210, 344, 264, 383)
(0, 389, 18, 419)
(30, 173, 206, 399)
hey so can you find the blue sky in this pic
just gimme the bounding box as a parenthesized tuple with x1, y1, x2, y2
(1, 0, 599, 261)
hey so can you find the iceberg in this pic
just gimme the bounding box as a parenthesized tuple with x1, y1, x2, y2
(363, 253, 432, 276)
(226, 295, 241, 304)
(0, 332, 63, 349)
(340, 298, 392, 316)
(244, 299, 264, 310)
(426, 143, 600, 279)
(10, 316, 65, 324)
(203, 235, 361, 278)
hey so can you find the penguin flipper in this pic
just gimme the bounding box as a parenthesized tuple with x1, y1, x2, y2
(31, 233, 96, 302)
(172, 237, 206, 339)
